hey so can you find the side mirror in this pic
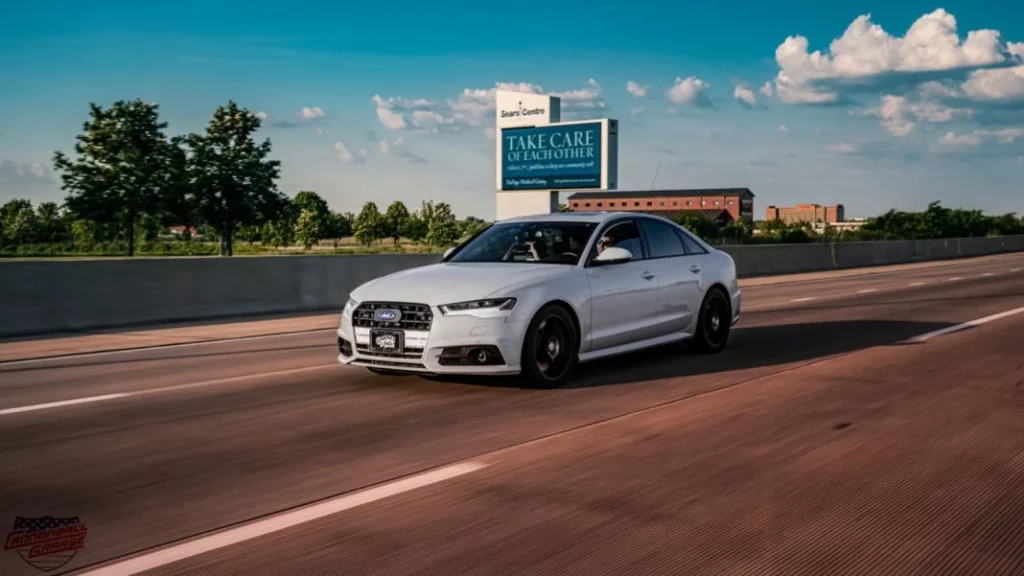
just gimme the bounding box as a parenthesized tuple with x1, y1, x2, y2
(442, 246, 456, 260)
(592, 246, 633, 265)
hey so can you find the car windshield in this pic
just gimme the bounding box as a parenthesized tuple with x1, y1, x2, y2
(446, 220, 599, 265)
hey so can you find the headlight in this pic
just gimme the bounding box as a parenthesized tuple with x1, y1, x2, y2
(439, 298, 517, 316)
(343, 297, 357, 317)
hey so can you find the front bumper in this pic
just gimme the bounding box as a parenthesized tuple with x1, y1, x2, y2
(336, 309, 529, 375)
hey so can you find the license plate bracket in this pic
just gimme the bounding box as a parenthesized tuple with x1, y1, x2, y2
(369, 329, 404, 354)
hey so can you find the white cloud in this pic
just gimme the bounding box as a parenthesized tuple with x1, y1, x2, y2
(255, 111, 268, 120)
(378, 137, 426, 163)
(483, 127, 496, 140)
(934, 128, 1024, 151)
(375, 107, 407, 131)
(300, 106, 324, 119)
(630, 107, 646, 116)
(626, 81, 648, 98)
(334, 141, 367, 164)
(667, 76, 712, 107)
(778, 124, 790, 133)
(864, 93, 969, 136)
(771, 9, 1018, 104)
(960, 65, 1024, 102)
(827, 142, 857, 153)
(373, 79, 607, 133)
(667, 108, 680, 116)
(733, 84, 758, 108)
(760, 82, 775, 98)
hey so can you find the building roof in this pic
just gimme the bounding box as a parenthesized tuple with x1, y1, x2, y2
(567, 188, 754, 200)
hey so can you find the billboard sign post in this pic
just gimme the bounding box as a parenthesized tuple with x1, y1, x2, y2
(494, 90, 618, 220)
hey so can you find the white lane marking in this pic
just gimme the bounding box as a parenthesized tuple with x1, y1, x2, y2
(946, 277, 964, 282)
(790, 297, 818, 302)
(909, 282, 926, 287)
(76, 461, 487, 576)
(981, 272, 995, 277)
(0, 328, 338, 367)
(0, 364, 337, 417)
(856, 288, 879, 294)
(908, 306, 1024, 343)
(1012, 268, 1021, 273)
(0, 394, 131, 415)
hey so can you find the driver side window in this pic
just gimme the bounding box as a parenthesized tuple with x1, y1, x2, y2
(592, 220, 645, 262)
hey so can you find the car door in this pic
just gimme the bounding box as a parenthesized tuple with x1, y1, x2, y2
(637, 217, 704, 335)
(584, 218, 660, 352)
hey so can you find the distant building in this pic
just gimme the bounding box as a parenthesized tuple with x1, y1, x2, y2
(566, 188, 755, 225)
(765, 203, 845, 225)
(813, 218, 865, 234)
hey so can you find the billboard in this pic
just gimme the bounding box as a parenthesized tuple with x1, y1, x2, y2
(499, 120, 617, 191)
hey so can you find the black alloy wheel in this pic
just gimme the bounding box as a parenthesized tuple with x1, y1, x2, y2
(521, 304, 578, 388)
(691, 287, 731, 353)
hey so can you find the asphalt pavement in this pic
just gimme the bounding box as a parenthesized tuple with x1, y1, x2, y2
(2, 252, 1024, 576)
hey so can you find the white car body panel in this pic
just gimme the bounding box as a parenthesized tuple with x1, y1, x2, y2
(336, 211, 741, 377)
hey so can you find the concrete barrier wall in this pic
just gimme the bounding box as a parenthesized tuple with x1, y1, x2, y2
(2, 235, 1023, 338)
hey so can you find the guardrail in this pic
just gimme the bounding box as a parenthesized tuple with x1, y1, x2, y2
(2, 235, 1023, 338)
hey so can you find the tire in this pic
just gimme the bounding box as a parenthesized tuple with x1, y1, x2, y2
(520, 304, 579, 389)
(690, 286, 732, 353)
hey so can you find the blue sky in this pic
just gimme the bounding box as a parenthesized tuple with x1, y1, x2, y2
(2, 1, 1023, 220)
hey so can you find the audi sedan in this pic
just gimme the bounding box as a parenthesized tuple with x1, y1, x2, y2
(337, 211, 741, 387)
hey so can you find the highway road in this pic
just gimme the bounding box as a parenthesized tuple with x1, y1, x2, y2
(2, 253, 1024, 575)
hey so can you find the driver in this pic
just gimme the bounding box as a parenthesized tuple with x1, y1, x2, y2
(596, 234, 612, 254)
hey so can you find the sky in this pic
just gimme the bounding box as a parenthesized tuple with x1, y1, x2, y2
(1, 1, 1023, 220)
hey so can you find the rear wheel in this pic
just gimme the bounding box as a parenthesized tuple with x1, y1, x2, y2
(520, 304, 578, 388)
(690, 287, 731, 353)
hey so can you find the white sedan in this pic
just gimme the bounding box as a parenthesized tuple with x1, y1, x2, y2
(337, 211, 741, 387)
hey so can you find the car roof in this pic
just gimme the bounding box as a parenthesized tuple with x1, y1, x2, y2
(498, 211, 667, 225)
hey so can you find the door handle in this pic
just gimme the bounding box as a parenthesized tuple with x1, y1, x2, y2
(689, 264, 701, 273)
(641, 271, 655, 280)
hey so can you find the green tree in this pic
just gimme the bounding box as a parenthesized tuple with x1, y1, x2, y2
(383, 201, 410, 246)
(400, 212, 428, 243)
(53, 99, 182, 256)
(70, 219, 98, 247)
(294, 208, 322, 249)
(426, 202, 459, 247)
(674, 212, 720, 240)
(35, 202, 66, 243)
(353, 201, 382, 246)
(291, 191, 329, 249)
(459, 216, 490, 238)
(187, 101, 284, 256)
(1, 199, 38, 245)
(323, 211, 352, 248)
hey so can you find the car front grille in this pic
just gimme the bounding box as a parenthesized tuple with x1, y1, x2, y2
(352, 302, 433, 331)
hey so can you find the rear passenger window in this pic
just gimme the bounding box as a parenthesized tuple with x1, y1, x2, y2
(640, 219, 687, 258)
(677, 231, 707, 254)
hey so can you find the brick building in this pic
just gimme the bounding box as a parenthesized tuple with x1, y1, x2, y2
(566, 188, 755, 225)
(765, 203, 845, 225)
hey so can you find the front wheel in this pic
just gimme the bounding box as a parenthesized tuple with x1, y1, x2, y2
(690, 287, 731, 353)
(520, 304, 578, 388)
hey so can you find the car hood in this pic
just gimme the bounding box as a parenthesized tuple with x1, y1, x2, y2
(350, 262, 573, 306)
